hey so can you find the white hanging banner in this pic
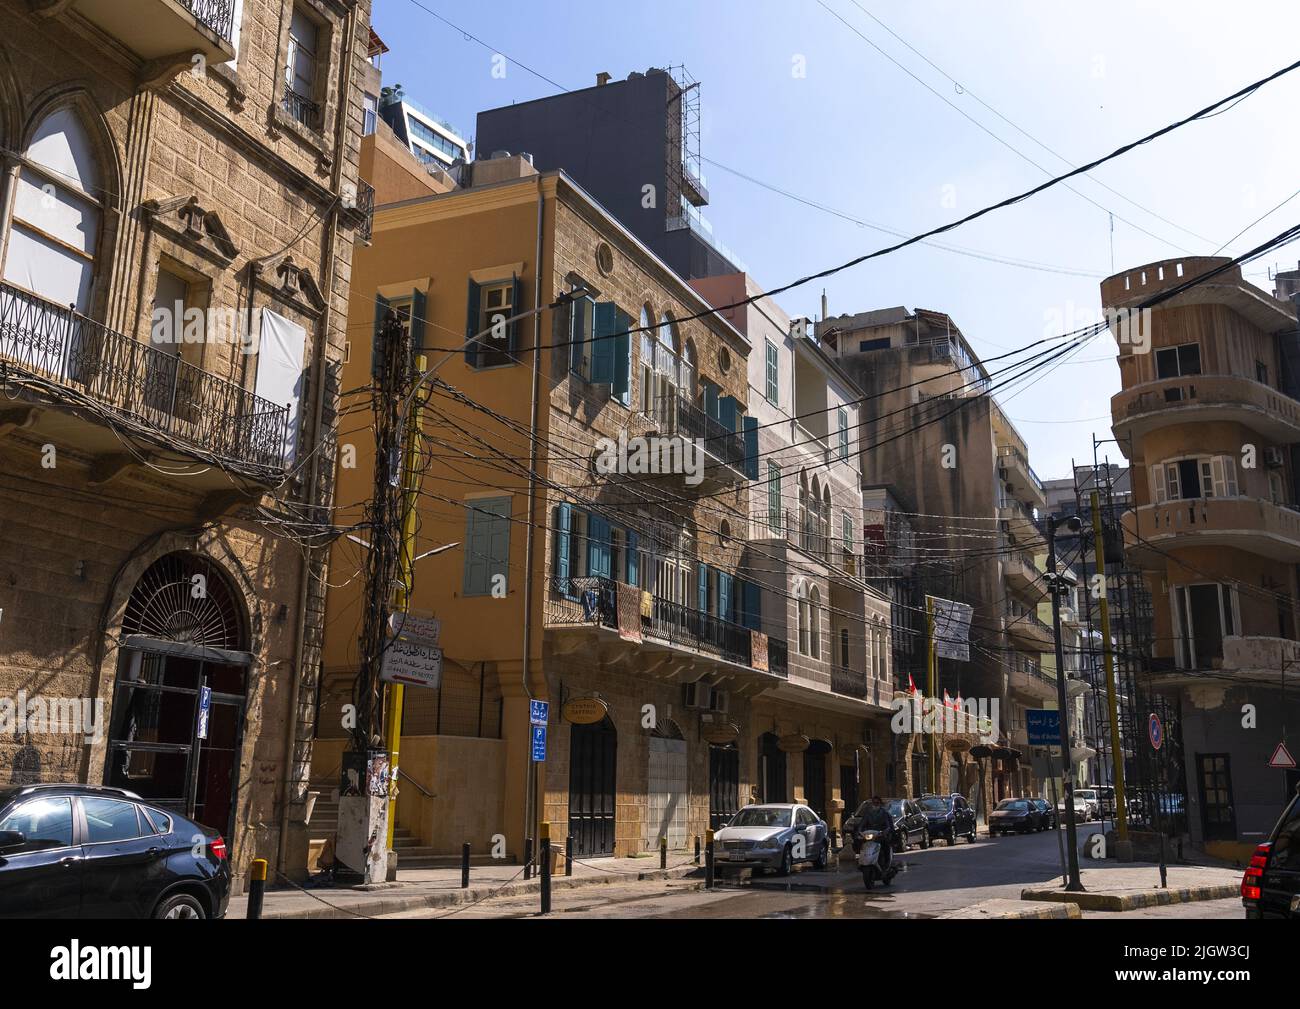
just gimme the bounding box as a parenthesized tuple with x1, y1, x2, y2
(254, 308, 307, 465)
(928, 595, 974, 662)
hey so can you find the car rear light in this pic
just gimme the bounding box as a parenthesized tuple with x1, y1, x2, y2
(1240, 842, 1270, 901)
(210, 836, 228, 861)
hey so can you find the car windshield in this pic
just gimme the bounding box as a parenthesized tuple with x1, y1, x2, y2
(996, 800, 1029, 811)
(918, 798, 950, 812)
(887, 800, 906, 816)
(1076, 791, 1097, 800)
(729, 807, 791, 828)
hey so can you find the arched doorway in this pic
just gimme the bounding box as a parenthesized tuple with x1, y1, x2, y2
(759, 732, 786, 803)
(104, 552, 250, 839)
(568, 715, 616, 856)
(804, 740, 831, 819)
(708, 742, 740, 830)
(647, 720, 687, 850)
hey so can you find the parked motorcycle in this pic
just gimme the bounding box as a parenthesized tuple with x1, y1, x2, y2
(855, 829, 898, 889)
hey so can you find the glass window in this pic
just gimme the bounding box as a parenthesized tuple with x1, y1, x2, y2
(478, 281, 515, 367)
(142, 806, 172, 835)
(1155, 343, 1201, 379)
(82, 797, 144, 843)
(0, 796, 74, 852)
(363, 93, 378, 136)
(286, 7, 319, 99)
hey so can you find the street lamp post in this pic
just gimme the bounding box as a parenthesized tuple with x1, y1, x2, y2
(1048, 514, 1086, 892)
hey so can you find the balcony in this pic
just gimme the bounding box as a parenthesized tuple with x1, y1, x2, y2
(831, 665, 869, 699)
(649, 392, 747, 484)
(751, 509, 862, 585)
(355, 179, 375, 246)
(1122, 497, 1300, 566)
(1003, 608, 1054, 652)
(1002, 548, 1047, 603)
(998, 499, 1045, 544)
(1111, 375, 1300, 456)
(997, 443, 1046, 509)
(0, 281, 288, 481)
(1008, 657, 1056, 703)
(43, 0, 237, 65)
(282, 86, 323, 133)
(545, 576, 788, 681)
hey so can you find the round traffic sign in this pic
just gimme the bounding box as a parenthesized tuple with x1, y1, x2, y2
(1148, 712, 1163, 750)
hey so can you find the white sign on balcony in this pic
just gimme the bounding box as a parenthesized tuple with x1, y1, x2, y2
(928, 595, 973, 662)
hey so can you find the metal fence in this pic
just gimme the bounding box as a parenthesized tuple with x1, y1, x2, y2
(182, 0, 238, 41)
(401, 662, 503, 739)
(0, 281, 288, 472)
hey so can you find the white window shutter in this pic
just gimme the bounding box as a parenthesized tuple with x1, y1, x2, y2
(1222, 456, 1238, 496)
(1150, 464, 1165, 504)
(1206, 458, 1220, 498)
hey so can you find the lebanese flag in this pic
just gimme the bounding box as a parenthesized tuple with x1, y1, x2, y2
(943, 689, 957, 709)
(908, 673, 920, 696)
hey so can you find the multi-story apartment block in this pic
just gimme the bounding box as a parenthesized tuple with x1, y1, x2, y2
(817, 306, 1051, 805)
(1106, 256, 1300, 859)
(476, 67, 743, 281)
(378, 84, 469, 174)
(318, 159, 793, 863)
(0, 0, 374, 885)
(690, 271, 894, 831)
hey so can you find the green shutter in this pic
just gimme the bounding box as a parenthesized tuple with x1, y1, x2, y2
(613, 310, 631, 404)
(506, 273, 522, 351)
(768, 462, 781, 528)
(590, 302, 617, 384)
(555, 503, 572, 586)
(743, 415, 759, 479)
(464, 279, 481, 367)
(409, 288, 426, 352)
(697, 563, 708, 613)
(626, 530, 639, 585)
(719, 395, 738, 433)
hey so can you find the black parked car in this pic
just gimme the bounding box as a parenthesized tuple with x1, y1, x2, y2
(989, 798, 1041, 836)
(1242, 784, 1300, 919)
(845, 798, 931, 853)
(1029, 798, 1056, 830)
(0, 784, 231, 919)
(918, 794, 978, 845)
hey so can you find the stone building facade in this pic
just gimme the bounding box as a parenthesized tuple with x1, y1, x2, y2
(0, 0, 372, 890)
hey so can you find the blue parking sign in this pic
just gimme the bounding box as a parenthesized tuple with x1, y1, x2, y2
(196, 686, 212, 741)
(531, 724, 547, 762)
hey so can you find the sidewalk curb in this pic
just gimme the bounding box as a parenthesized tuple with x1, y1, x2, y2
(1019, 883, 1238, 912)
(941, 899, 1082, 919)
(228, 864, 703, 920)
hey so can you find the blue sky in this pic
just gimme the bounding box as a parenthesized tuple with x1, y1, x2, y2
(374, 0, 1300, 481)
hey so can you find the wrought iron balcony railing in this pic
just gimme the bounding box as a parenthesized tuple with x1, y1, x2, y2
(831, 665, 869, 699)
(661, 393, 747, 474)
(356, 179, 375, 244)
(546, 575, 787, 678)
(282, 86, 322, 131)
(0, 282, 289, 474)
(182, 0, 238, 41)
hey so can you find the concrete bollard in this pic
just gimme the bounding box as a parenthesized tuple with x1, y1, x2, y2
(246, 858, 267, 920)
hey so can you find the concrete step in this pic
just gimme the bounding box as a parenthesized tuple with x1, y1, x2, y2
(396, 853, 507, 869)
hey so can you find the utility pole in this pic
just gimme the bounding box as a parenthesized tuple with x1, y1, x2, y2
(1048, 514, 1085, 892)
(337, 308, 413, 884)
(926, 596, 937, 795)
(1090, 490, 1131, 858)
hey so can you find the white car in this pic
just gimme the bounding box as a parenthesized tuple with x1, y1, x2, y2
(1056, 794, 1090, 821)
(713, 803, 829, 875)
(1074, 789, 1101, 820)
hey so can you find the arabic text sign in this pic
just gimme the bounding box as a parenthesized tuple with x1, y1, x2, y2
(380, 638, 442, 688)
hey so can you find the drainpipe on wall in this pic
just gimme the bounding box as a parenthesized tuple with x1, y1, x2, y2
(520, 175, 546, 854)
(274, 2, 357, 881)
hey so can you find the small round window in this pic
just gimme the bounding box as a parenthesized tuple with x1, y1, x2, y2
(595, 242, 615, 276)
(718, 345, 732, 374)
(719, 519, 732, 545)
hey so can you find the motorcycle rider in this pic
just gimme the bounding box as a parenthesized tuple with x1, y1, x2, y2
(857, 796, 897, 879)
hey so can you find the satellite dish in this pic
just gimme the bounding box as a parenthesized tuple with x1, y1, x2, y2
(1066, 678, 1091, 699)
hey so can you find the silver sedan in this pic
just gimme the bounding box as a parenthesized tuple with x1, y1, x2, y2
(712, 803, 829, 875)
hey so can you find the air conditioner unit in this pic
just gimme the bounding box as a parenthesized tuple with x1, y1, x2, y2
(1265, 446, 1286, 468)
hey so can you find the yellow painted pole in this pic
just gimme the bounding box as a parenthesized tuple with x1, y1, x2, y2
(927, 596, 937, 795)
(384, 353, 429, 852)
(1090, 491, 1129, 842)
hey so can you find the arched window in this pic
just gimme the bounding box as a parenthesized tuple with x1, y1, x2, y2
(3, 106, 103, 313)
(681, 338, 697, 398)
(821, 485, 832, 560)
(798, 472, 809, 550)
(795, 580, 810, 655)
(658, 310, 676, 350)
(808, 587, 821, 659)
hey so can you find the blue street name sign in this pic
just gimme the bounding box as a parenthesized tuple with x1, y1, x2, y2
(1025, 708, 1061, 747)
(529, 700, 549, 727)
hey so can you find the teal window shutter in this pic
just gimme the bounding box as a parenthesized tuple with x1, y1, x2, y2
(697, 563, 708, 613)
(744, 581, 762, 631)
(410, 289, 426, 352)
(587, 514, 610, 578)
(507, 274, 522, 351)
(765, 339, 778, 402)
(613, 310, 631, 404)
(371, 292, 391, 381)
(838, 407, 849, 460)
(718, 571, 732, 623)
(719, 395, 738, 433)
(590, 302, 617, 384)
(569, 298, 593, 374)
(703, 381, 720, 421)
(626, 530, 639, 585)
(743, 415, 759, 480)
(555, 503, 572, 586)
(464, 279, 481, 367)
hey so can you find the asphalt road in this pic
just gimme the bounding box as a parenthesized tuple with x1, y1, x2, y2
(379, 819, 1246, 920)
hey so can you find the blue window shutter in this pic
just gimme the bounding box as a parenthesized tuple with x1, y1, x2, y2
(718, 571, 732, 623)
(743, 415, 759, 480)
(555, 503, 571, 585)
(371, 293, 391, 381)
(626, 530, 639, 585)
(719, 395, 738, 433)
(464, 279, 481, 367)
(507, 274, 522, 351)
(703, 381, 719, 421)
(745, 581, 761, 630)
(588, 515, 610, 579)
(410, 289, 426, 352)
(697, 563, 708, 613)
(613, 310, 631, 403)
(590, 302, 617, 384)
